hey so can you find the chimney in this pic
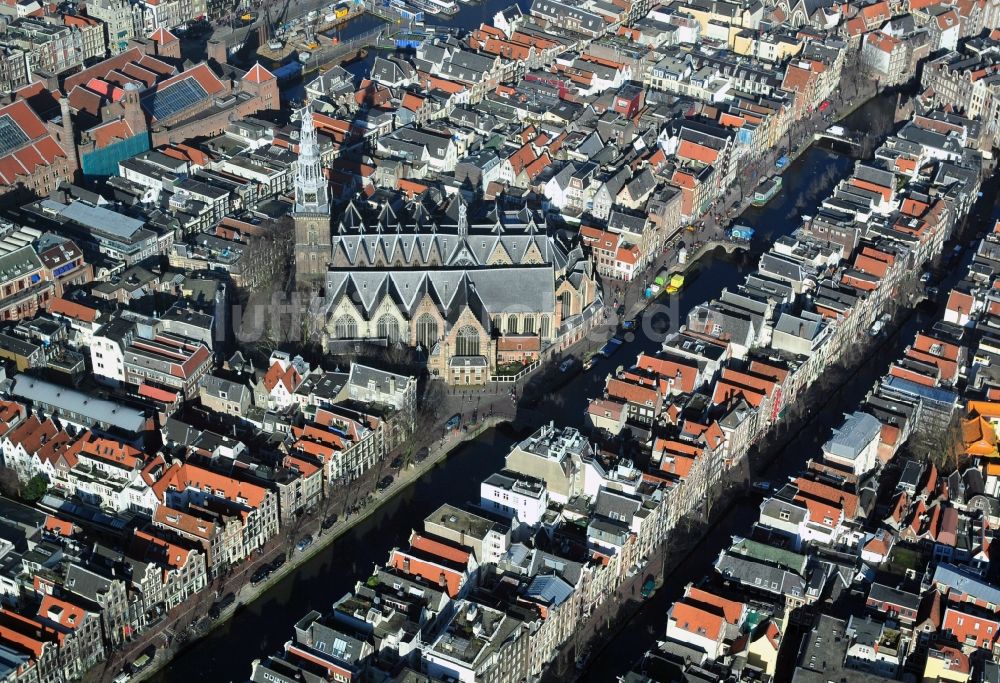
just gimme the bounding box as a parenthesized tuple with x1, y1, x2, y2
(59, 95, 79, 178)
(207, 39, 228, 65)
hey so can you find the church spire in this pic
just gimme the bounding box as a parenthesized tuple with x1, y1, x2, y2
(294, 102, 329, 215)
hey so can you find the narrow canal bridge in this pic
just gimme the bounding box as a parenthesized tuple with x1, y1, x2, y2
(813, 125, 864, 153)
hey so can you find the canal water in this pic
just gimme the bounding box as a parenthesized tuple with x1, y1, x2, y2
(152, 82, 898, 682)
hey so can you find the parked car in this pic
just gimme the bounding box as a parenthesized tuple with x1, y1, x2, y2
(251, 567, 271, 585)
(296, 535, 313, 552)
(270, 554, 286, 571)
(390, 455, 404, 470)
(621, 319, 636, 331)
(641, 576, 656, 599)
(415, 446, 429, 463)
(377, 475, 394, 491)
(321, 514, 338, 530)
(559, 357, 576, 373)
(582, 356, 596, 372)
(444, 414, 461, 431)
(209, 593, 235, 619)
(599, 337, 624, 357)
(129, 647, 155, 674)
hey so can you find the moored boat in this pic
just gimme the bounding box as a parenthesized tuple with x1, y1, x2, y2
(752, 176, 782, 206)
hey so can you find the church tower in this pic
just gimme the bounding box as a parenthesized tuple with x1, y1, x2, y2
(293, 103, 332, 288)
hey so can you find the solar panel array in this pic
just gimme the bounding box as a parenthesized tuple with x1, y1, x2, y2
(0, 114, 30, 157)
(141, 77, 208, 121)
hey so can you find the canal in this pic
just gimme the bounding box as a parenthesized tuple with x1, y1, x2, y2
(146, 429, 514, 682)
(577, 91, 918, 682)
(151, 86, 899, 682)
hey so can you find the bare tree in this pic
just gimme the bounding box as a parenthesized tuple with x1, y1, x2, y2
(0, 467, 21, 498)
(921, 410, 965, 473)
(241, 216, 294, 292)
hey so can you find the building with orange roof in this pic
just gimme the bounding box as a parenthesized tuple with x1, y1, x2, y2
(0, 401, 26, 439)
(861, 31, 909, 85)
(964, 404, 1000, 459)
(666, 585, 746, 659)
(128, 528, 209, 610)
(153, 461, 281, 560)
(580, 224, 644, 282)
(924, 643, 971, 683)
(634, 352, 702, 394)
(43, 515, 75, 538)
(289, 403, 386, 484)
(944, 289, 975, 326)
(257, 351, 310, 410)
(606, 376, 662, 425)
(153, 504, 244, 578)
(46, 433, 159, 513)
(1, 416, 60, 484)
(586, 397, 627, 434)
(388, 541, 470, 598)
(35, 593, 105, 676)
(0, 97, 74, 199)
(0, 608, 64, 680)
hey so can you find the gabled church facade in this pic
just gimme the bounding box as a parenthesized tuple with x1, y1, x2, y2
(318, 197, 602, 384)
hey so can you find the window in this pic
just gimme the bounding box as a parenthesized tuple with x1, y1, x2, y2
(416, 313, 438, 348)
(377, 314, 401, 343)
(455, 326, 480, 356)
(507, 315, 518, 335)
(523, 316, 535, 335)
(540, 315, 550, 339)
(333, 315, 357, 339)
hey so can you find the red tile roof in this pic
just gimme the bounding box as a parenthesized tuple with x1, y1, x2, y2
(0, 100, 66, 186)
(263, 360, 303, 394)
(150, 27, 179, 45)
(409, 532, 471, 564)
(37, 594, 86, 632)
(670, 600, 724, 641)
(43, 515, 74, 538)
(245, 62, 276, 84)
(87, 119, 135, 150)
(47, 298, 98, 323)
(153, 462, 268, 508)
